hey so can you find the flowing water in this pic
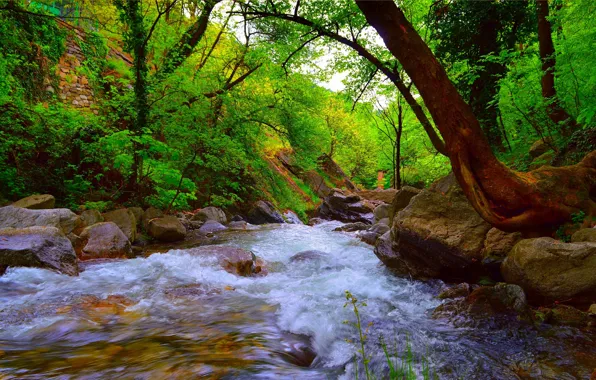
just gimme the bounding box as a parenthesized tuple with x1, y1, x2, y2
(0, 222, 594, 379)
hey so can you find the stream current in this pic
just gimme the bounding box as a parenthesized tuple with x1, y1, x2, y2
(0, 222, 594, 379)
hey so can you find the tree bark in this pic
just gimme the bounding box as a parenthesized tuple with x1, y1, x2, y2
(355, 1, 595, 233)
(536, 0, 576, 131)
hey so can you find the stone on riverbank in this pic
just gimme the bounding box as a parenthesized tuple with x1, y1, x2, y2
(192, 206, 227, 224)
(316, 190, 374, 224)
(12, 194, 56, 210)
(247, 201, 285, 224)
(103, 209, 137, 242)
(76, 222, 132, 260)
(0, 226, 78, 275)
(0, 206, 81, 235)
(147, 216, 186, 242)
(501, 238, 596, 303)
(190, 246, 266, 276)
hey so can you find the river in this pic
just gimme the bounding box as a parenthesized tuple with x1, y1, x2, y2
(0, 222, 594, 379)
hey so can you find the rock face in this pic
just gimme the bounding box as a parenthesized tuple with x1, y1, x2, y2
(12, 194, 56, 210)
(387, 186, 421, 226)
(316, 191, 374, 224)
(192, 206, 227, 224)
(283, 210, 304, 224)
(0, 226, 79, 275)
(247, 201, 285, 224)
(147, 216, 186, 242)
(103, 209, 137, 242)
(501, 238, 596, 303)
(0, 206, 80, 235)
(190, 246, 265, 276)
(198, 220, 228, 234)
(76, 222, 132, 260)
(571, 228, 596, 243)
(80, 209, 103, 227)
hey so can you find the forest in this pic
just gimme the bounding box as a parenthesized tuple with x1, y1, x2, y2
(0, 0, 595, 379)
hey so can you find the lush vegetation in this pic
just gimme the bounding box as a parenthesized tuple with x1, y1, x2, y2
(1, 0, 594, 220)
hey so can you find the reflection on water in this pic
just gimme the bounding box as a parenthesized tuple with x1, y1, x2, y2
(0, 223, 594, 379)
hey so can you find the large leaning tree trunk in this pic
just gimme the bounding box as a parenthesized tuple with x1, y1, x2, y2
(355, 1, 595, 234)
(536, 0, 576, 133)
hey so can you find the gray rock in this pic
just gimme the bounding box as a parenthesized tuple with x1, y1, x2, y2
(103, 209, 137, 242)
(529, 138, 553, 158)
(0, 226, 78, 275)
(76, 222, 132, 260)
(283, 210, 304, 224)
(502, 238, 596, 303)
(316, 190, 375, 224)
(0, 206, 81, 235)
(308, 217, 327, 226)
(334, 222, 369, 232)
(369, 223, 390, 235)
(359, 231, 380, 245)
(373, 204, 390, 223)
(289, 250, 327, 262)
(147, 216, 186, 242)
(377, 218, 390, 226)
(192, 206, 227, 224)
(12, 194, 55, 209)
(247, 201, 285, 224)
(198, 220, 228, 234)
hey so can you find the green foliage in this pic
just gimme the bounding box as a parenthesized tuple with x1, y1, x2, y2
(83, 200, 113, 212)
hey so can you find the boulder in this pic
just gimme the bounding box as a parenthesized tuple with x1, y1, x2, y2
(12, 194, 56, 210)
(317, 191, 374, 224)
(228, 221, 256, 230)
(289, 250, 327, 262)
(142, 207, 164, 230)
(356, 189, 398, 204)
(334, 222, 370, 232)
(432, 283, 530, 325)
(190, 246, 265, 276)
(129, 207, 144, 225)
(0, 226, 78, 275)
(247, 201, 285, 224)
(369, 223, 390, 235)
(147, 216, 186, 242)
(571, 228, 596, 243)
(198, 220, 228, 234)
(386, 179, 492, 280)
(80, 209, 103, 227)
(387, 186, 421, 226)
(178, 218, 203, 232)
(308, 217, 327, 226)
(548, 305, 588, 328)
(529, 138, 553, 158)
(481, 228, 522, 279)
(0, 206, 81, 235)
(438, 283, 473, 300)
(283, 210, 304, 224)
(501, 238, 596, 303)
(76, 222, 132, 260)
(192, 206, 227, 224)
(374, 232, 411, 275)
(528, 151, 555, 170)
(103, 209, 137, 242)
(231, 215, 245, 222)
(359, 231, 381, 245)
(373, 204, 390, 223)
(377, 218, 390, 226)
